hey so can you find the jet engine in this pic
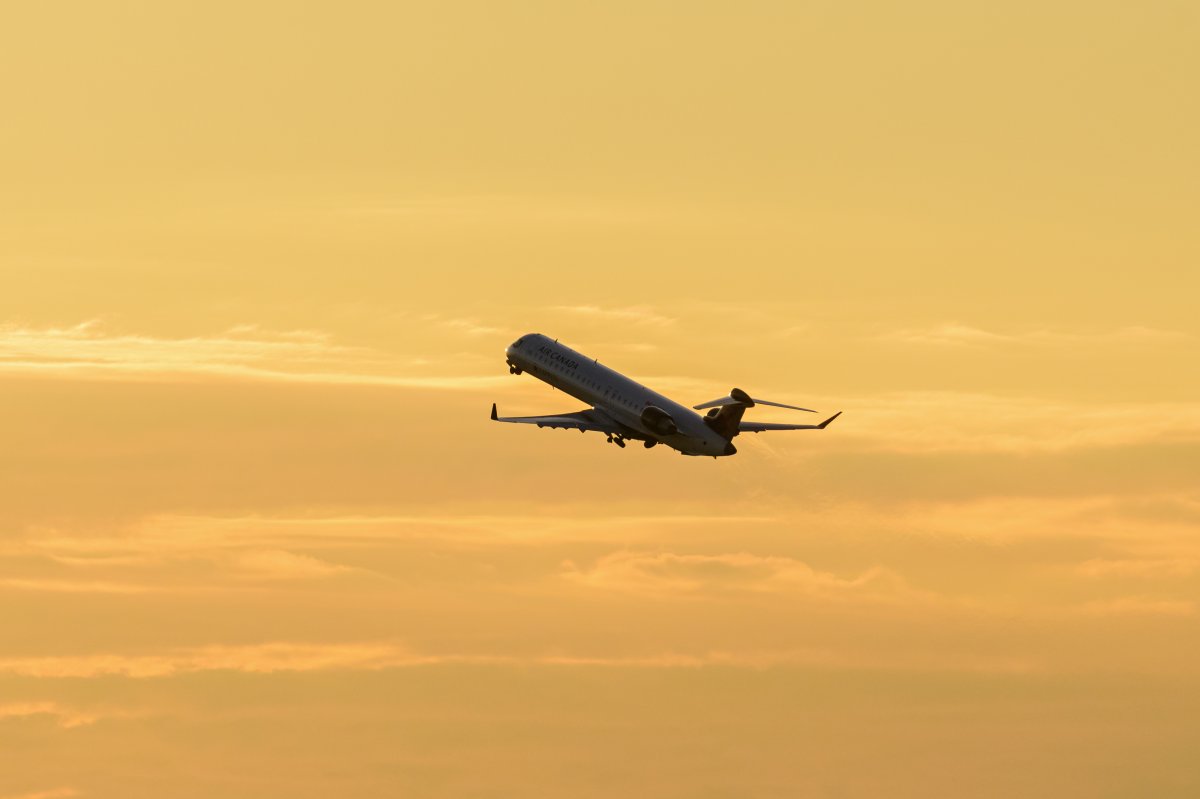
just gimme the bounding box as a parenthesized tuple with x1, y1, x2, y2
(640, 405, 678, 437)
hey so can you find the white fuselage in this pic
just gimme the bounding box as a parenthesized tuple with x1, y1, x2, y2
(505, 333, 735, 456)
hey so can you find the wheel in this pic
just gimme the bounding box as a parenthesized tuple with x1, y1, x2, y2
(616, 438, 626, 448)
(643, 440, 656, 449)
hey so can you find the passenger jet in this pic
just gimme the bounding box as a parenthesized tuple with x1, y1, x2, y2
(491, 333, 840, 457)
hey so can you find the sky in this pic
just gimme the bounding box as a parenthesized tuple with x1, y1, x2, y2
(1, 2, 1198, 797)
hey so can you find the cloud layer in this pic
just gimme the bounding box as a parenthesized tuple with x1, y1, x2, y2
(0, 322, 503, 389)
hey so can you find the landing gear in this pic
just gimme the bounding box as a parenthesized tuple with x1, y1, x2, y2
(508, 364, 522, 375)
(605, 434, 627, 448)
(643, 439, 657, 449)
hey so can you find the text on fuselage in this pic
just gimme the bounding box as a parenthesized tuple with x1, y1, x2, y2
(539, 346, 579, 370)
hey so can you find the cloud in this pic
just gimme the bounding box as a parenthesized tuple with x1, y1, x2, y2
(43, 554, 149, 568)
(0, 578, 151, 594)
(846, 494, 1194, 545)
(0, 702, 98, 729)
(880, 323, 1188, 348)
(0, 322, 505, 389)
(619, 342, 659, 353)
(17, 513, 777, 559)
(4, 522, 363, 592)
(883, 324, 1014, 347)
(2, 549, 358, 594)
(0, 320, 350, 366)
(229, 549, 354, 580)
(1089, 495, 1200, 528)
(0, 641, 1039, 680)
(563, 550, 925, 603)
(1074, 597, 1196, 617)
(333, 194, 656, 225)
(770, 323, 811, 339)
(417, 314, 506, 337)
(828, 391, 1200, 453)
(551, 305, 676, 326)
(0, 642, 414, 679)
(512, 651, 1039, 674)
(0, 790, 80, 799)
(1077, 558, 1198, 579)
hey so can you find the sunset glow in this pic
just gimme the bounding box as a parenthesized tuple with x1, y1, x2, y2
(2, 2, 1198, 796)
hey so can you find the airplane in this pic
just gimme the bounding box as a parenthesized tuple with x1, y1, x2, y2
(491, 332, 840, 457)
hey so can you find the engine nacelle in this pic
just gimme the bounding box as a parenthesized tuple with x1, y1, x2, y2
(640, 405, 678, 437)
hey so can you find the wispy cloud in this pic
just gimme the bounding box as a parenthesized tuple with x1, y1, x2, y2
(0, 789, 80, 799)
(0, 642, 413, 679)
(880, 323, 1188, 348)
(1, 542, 360, 594)
(333, 194, 655, 225)
(17, 513, 777, 560)
(551, 305, 676, 326)
(829, 391, 1200, 453)
(564, 550, 926, 603)
(1074, 597, 1196, 617)
(419, 314, 506, 337)
(0, 322, 505, 389)
(0, 702, 99, 729)
(229, 549, 355, 580)
(0, 578, 151, 594)
(1077, 558, 1199, 579)
(441, 319, 504, 336)
(0, 320, 348, 364)
(0, 641, 1040, 679)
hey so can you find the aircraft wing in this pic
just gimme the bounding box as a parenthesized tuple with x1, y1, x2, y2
(738, 411, 842, 433)
(490, 403, 634, 436)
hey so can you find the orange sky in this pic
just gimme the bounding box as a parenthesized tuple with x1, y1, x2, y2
(2, 2, 1199, 797)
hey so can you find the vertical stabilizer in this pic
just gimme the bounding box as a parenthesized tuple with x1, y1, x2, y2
(701, 388, 752, 439)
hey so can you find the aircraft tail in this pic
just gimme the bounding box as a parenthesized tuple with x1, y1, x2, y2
(697, 388, 754, 439)
(695, 388, 818, 439)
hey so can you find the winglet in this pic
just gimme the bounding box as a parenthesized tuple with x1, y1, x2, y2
(817, 411, 842, 429)
(490, 403, 498, 421)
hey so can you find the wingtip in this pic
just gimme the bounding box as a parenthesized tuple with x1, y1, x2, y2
(817, 411, 842, 429)
(490, 402, 498, 421)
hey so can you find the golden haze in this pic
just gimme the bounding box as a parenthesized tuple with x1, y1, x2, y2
(2, 2, 1198, 797)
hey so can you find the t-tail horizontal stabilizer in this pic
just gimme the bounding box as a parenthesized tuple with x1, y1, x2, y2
(693, 387, 817, 413)
(695, 388, 838, 438)
(739, 410, 842, 434)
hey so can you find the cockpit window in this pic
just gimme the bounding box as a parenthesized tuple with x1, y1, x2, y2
(514, 338, 524, 348)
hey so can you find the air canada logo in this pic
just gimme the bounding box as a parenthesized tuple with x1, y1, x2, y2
(538, 345, 579, 370)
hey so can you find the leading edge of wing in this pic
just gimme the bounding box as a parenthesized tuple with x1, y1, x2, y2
(738, 411, 842, 433)
(490, 403, 631, 435)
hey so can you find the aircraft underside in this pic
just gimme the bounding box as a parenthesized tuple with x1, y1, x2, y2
(493, 333, 839, 458)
